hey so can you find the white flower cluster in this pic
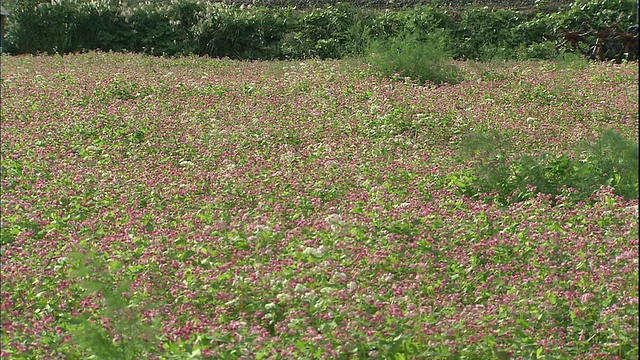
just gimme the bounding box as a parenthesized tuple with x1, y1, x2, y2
(324, 213, 344, 231)
(302, 245, 327, 258)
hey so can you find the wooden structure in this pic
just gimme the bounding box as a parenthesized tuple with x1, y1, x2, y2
(556, 24, 639, 63)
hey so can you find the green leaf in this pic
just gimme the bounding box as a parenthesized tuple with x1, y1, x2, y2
(108, 260, 123, 272)
(495, 350, 511, 360)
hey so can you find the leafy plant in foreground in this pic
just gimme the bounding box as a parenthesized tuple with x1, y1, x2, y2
(62, 243, 161, 359)
(453, 128, 639, 204)
(583, 128, 639, 199)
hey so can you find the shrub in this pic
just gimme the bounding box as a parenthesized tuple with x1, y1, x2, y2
(364, 31, 464, 86)
(397, 4, 456, 38)
(452, 128, 639, 205)
(4, 0, 77, 54)
(553, 51, 592, 70)
(451, 6, 522, 60)
(511, 13, 558, 47)
(364, 8, 405, 41)
(514, 40, 560, 60)
(125, 2, 197, 56)
(553, 0, 638, 34)
(69, 2, 131, 53)
(281, 3, 363, 59)
(583, 128, 639, 200)
(194, 3, 291, 59)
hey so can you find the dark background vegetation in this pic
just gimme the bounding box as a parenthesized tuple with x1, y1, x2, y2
(1, 0, 637, 61)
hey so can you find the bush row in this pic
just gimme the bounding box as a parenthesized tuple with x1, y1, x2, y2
(3, 0, 638, 61)
(94, 0, 570, 11)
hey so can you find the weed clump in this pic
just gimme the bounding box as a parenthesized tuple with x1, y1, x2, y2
(364, 32, 464, 86)
(450, 128, 639, 205)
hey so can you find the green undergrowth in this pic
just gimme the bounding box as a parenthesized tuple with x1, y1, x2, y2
(446, 128, 639, 205)
(61, 243, 162, 359)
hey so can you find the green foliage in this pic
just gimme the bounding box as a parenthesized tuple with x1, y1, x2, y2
(4, 0, 77, 54)
(194, 3, 292, 59)
(552, 0, 639, 61)
(452, 6, 522, 60)
(364, 9, 405, 41)
(584, 128, 639, 199)
(281, 3, 364, 59)
(2, 0, 638, 60)
(62, 243, 161, 359)
(126, 2, 192, 56)
(402, 5, 456, 36)
(365, 31, 464, 86)
(69, 2, 131, 53)
(453, 128, 639, 205)
(553, 51, 592, 70)
(514, 40, 559, 60)
(512, 13, 557, 45)
(553, 0, 638, 33)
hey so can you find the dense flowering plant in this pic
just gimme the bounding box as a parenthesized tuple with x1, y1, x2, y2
(0, 52, 637, 359)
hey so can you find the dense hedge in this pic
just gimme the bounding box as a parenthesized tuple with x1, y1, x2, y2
(2, 0, 638, 61)
(213, 0, 566, 10)
(91, 0, 571, 11)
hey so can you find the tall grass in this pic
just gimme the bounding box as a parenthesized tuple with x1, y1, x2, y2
(364, 31, 464, 86)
